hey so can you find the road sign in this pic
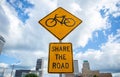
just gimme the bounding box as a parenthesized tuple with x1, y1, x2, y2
(39, 7, 82, 40)
(48, 43, 74, 73)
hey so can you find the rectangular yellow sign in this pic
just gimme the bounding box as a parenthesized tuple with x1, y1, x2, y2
(48, 43, 74, 73)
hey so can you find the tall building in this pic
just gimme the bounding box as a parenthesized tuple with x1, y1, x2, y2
(74, 60, 79, 75)
(36, 58, 43, 77)
(36, 59, 43, 71)
(82, 60, 90, 71)
(0, 35, 5, 54)
(82, 60, 92, 77)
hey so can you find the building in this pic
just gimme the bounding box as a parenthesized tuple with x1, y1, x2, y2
(81, 60, 112, 77)
(36, 59, 43, 71)
(62, 60, 79, 77)
(36, 58, 43, 77)
(99, 73, 112, 77)
(15, 70, 42, 77)
(74, 60, 79, 75)
(15, 70, 31, 77)
(0, 35, 5, 54)
(15, 58, 43, 77)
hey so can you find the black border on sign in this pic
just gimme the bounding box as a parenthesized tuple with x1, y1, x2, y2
(38, 7, 82, 41)
(48, 42, 74, 73)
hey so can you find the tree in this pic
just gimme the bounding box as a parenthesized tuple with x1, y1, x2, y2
(93, 75, 98, 77)
(25, 73, 38, 77)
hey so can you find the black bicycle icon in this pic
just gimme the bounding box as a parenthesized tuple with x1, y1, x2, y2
(45, 14, 75, 27)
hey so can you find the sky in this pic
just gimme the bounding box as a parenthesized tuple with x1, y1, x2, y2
(0, 0, 120, 77)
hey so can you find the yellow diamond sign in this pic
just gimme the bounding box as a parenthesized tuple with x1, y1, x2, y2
(39, 7, 82, 40)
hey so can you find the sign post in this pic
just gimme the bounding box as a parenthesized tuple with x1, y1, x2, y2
(38, 7, 82, 74)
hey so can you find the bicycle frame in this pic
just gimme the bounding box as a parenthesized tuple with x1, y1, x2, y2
(53, 14, 66, 24)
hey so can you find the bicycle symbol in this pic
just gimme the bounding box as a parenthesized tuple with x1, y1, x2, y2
(45, 14, 75, 27)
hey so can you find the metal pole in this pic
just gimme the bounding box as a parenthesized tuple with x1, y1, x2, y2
(59, 40, 62, 43)
(10, 65, 14, 77)
(59, 74, 62, 77)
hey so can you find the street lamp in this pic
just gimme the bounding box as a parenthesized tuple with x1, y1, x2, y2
(2, 67, 6, 77)
(10, 61, 21, 77)
(10, 64, 14, 77)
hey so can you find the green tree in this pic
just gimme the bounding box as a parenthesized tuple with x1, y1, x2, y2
(93, 75, 98, 77)
(25, 73, 38, 77)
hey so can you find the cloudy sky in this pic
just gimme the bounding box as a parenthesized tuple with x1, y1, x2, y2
(0, 0, 120, 77)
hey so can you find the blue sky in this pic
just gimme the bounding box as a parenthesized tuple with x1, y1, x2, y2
(6, 0, 34, 23)
(0, 0, 120, 77)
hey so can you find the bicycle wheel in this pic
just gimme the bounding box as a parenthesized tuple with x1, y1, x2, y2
(45, 18, 57, 27)
(64, 18, 75, 27)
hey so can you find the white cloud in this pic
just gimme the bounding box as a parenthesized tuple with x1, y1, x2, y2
(75, 31, 120, 72)
(70, 2, 82, 13)
(0, 0, 24, 48)
(112, 73, 120, 77)
(0, 63, 8, 68)
(0, 6, 9, 35)
(97, 0, 120, 17)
